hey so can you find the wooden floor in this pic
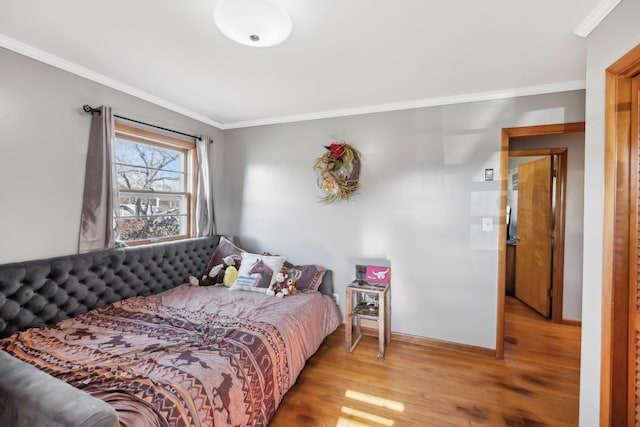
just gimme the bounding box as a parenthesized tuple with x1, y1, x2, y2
(270, 296, 581, 427)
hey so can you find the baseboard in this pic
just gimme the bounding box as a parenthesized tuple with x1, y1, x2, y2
(391, 331, 496, 357)
(338, 324, 496, 358)
(560, 318, 582, 327)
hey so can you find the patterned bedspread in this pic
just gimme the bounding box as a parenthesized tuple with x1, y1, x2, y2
(0, 285, 340, 427)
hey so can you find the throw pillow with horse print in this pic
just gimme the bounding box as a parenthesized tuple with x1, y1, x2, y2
(230, 252, 285, 293)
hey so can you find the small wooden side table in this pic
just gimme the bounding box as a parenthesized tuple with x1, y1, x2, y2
(345, 281, 391, 360)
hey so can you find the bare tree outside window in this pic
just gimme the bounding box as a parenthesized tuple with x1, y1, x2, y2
(115, 139, 188, 242)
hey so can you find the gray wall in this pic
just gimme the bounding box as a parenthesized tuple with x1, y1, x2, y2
(581, 0, 640, 424)
(510, 133, 585, 321)
(0, 47, 224, 264)
(221, 91, 585, 349)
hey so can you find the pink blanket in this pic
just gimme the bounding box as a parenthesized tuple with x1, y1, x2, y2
(0, 285, 340, 426)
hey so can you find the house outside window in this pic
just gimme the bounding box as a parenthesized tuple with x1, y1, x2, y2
(114, 123, 196, 245)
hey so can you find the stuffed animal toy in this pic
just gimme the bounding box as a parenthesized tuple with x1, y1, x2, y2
(189, 255, 238, 287)
(285, 275, 297, 295)
(266, 282, 286, 298)
(267, 272, 288, 297)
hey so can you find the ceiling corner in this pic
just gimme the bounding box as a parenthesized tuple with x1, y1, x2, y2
(0, 33, 224, 130)
(573, 0, 621, 38)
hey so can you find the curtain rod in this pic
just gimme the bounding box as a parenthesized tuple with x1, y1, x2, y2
(82, 105, 209, 142)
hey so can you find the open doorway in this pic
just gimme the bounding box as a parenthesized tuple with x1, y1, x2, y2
(495, 123, 585, 359)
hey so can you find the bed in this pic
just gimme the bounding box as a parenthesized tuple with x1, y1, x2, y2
(0, 236, 340, 427)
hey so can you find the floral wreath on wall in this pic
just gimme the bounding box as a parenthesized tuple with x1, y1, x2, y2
(313, 139, 362, 203)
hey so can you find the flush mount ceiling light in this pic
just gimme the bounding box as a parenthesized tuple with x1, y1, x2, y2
(214, 0, 292, 48)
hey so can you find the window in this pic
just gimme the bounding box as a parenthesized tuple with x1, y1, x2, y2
(114, 123, 195, 245)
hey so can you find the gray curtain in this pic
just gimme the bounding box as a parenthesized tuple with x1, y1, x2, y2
(195, 135, 215, 237)
(78, 106, 120, 253)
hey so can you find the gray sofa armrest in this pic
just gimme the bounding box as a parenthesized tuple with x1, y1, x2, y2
(0, 351, 118, 427)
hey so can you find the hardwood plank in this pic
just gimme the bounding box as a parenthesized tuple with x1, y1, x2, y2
(270, 296, 580, 426)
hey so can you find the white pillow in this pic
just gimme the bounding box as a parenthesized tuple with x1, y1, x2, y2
(230, 252, 285, 293)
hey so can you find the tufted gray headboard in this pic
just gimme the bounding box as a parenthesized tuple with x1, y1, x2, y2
(0, 236, 229, 338)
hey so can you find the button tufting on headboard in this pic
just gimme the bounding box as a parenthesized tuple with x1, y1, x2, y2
(0, 236, 221, 338)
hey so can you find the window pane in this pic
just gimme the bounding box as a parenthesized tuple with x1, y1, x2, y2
(115, 139, 184, 192)
(119, 192, 187, 242)
(116, 165, 182, 192)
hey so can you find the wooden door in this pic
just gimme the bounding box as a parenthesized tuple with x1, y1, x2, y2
(515, 156, 553, 317)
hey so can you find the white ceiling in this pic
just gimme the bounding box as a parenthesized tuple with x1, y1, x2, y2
(0, 0, 616, 129)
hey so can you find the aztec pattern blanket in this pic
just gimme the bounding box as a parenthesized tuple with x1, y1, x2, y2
(0, 285, 340, 426)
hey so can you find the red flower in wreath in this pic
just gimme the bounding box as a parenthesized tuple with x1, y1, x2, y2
(326, 143, 346, 159)
(314, 140, 362, 203)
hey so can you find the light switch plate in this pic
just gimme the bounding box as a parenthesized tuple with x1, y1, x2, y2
(482, 217, 493, 232)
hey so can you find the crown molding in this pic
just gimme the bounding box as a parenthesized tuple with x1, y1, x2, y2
(0, 33, 586, 131)
(574, 0, 621, 38)
(222, 80, 586, 129)
(0, 34, 224, 129)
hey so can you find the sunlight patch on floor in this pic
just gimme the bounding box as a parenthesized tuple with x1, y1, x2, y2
(340, 407, 394, 426)
(336, 417, 378, 427)
(335, 390, 405, 426)
(345, 390, 405, 412)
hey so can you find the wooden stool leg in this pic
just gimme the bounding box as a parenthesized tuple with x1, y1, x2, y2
(345, 288, 353, 352)
(378, 294, 385, 360)
(385, 289, 391, 344)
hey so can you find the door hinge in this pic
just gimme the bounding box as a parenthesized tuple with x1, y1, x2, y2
(553, 169, 557, 178)
(548, 288, 553, 297)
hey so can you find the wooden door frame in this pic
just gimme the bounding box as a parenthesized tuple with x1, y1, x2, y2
(496, 122, 585, 359)
(601, 43, 640, 427)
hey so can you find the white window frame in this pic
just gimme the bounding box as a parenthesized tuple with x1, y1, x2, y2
(114, 123, 197, 245)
